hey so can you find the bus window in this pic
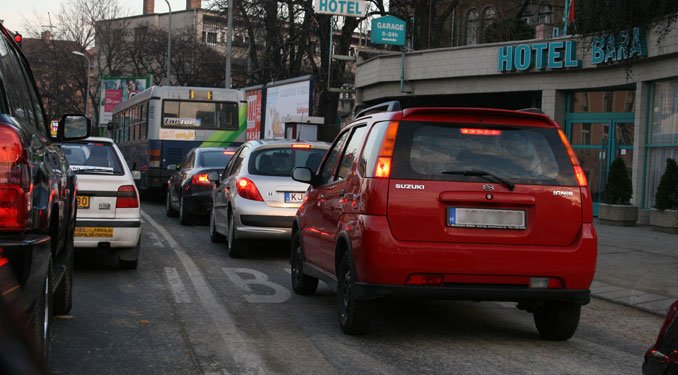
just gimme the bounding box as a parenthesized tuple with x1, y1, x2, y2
(162, 100, 238, 130)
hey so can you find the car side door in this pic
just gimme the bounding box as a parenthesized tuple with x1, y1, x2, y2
(214, 146, 248, 233)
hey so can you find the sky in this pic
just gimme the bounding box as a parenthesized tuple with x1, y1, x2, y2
(1, 0, 188, 34)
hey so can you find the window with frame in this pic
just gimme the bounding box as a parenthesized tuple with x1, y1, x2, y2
(538, 3, 553, 24)
(318, 130, 351, 185)
(465, 9, 479, 46)
(336, 126, 367, 180)
(0, 34, 39, 130)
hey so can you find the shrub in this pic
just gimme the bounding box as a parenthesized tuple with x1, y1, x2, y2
(605, 158, 633, 205)
(655, 158, 678, 210)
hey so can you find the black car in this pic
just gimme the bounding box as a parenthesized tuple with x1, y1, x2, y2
(0, 23, 89, 366)
(643, 300, 678, 375)
(166, 147, 236, 225)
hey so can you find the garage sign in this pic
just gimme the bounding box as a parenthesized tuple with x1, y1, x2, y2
(371, 16, 406, 46)
(314, 0, 366, 17)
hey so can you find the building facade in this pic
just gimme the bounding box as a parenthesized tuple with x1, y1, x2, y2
(354, 24, 678, 222)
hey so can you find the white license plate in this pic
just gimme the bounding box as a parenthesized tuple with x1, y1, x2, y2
(448, 208, 526, 229)
(284, 192, 305, 203)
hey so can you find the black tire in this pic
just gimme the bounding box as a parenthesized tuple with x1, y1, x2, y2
(209, 208, 226, 243)
(290, 231, 318, 295)
(179, 196, 193, 225)
(53, 228, 74, 315)
(533, 301, 581, 341)
(227, 212, 246, 258)
(166, 191, 178, 217)
(32, 254, 52, 364)
(337, 252, 374, 335)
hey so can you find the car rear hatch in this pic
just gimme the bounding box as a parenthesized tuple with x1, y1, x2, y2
(75, 175, 131, 219)
(385, 109, 585, 246)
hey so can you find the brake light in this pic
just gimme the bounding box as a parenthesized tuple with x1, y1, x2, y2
(116, 185, 139, 208)
(236, 177, 263, 201)
(0, 124, 31, 231)
(558, 129, 588, 187)
(460, 128, 502, 136)
(291, 144, 312, 149)
(191, 173, 211, 185)
(373, 121, 399, 179)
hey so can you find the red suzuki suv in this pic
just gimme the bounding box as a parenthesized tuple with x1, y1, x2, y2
(291, 102, 597, 338)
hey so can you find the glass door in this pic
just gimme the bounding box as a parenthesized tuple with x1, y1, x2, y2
(567, 118, 635, 215)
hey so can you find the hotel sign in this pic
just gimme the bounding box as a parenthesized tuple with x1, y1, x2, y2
(498, 27, 647, 73)
(314, 0, 366, 17)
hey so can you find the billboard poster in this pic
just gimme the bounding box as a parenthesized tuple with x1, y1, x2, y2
(99, 76, 150, 127)
(264, 80, 310, 139)
(245, 89, 262, 140)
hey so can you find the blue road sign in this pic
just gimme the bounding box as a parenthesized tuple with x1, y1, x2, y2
(371, 15, 406, 46)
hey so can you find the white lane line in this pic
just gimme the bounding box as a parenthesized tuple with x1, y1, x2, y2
(147, 232, 164, 248)
(165, 267, 191, 304)
(142, 211, 267, 374)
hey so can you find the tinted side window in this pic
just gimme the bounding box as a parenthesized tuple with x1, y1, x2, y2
(337, 126, 367, 180)
(317, 130, 351, 185)
(0, 34, 38, 128)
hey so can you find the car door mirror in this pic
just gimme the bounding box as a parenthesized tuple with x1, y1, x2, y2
(208, 171, 220, 184)
(166, 164, 177, 170)
(56, 114, 91, 141)
(292, 167, 314, 185)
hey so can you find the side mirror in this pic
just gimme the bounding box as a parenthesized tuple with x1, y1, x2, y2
(166, 164, 177, 170)
(131, 171, 141, 180)
(292, 167, 313, 184)
(56, 114, 91, 141)
(208, 171, 220, 183)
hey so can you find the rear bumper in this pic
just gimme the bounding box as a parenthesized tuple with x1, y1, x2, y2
(0, 234, 51, 314)
(351, 215, 597, 298)
(74, 220, 141, 248)
(353, 283, 591, 305)
(233, 197, 298, 240)
(182, 191, 213, 216)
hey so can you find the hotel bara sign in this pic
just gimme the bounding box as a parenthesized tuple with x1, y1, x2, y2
(498, 27, 647, 73)
(313, 0, 366, 17)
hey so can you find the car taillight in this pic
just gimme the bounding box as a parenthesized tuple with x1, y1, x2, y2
(116, 185, 139, 208)
(0, 124, 31, 231)
(191, 173, 211, 185)
(654, 302, 678, 347)
(236, 177, 263, 201)
(148, 149, 160, 168)
(373, 121, 399, 178)
(558, 129, 588, 187)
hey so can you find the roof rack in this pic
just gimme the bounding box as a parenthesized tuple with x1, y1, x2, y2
(354, 101, 401, 119)
(517, 107, 546, 115)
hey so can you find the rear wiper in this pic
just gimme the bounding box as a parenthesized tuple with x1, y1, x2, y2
(441, 170, 515, 191)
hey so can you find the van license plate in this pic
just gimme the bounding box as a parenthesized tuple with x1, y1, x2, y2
(447, 208, 526, 229)
(284, 192, 305, 203)
(76, 195, 90, 209)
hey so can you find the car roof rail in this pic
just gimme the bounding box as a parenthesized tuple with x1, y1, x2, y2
(517, 107, 546, 115)
(354, 101, 401, 119)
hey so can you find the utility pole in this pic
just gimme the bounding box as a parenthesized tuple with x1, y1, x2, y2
(163, 0, 172, 85)
(225, 0, 234, 88)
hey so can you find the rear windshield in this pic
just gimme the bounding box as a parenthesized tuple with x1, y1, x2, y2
(391, 121, 577, 186)
(249, 147, 327, 177)
(62, 142, 125, 175)
(199, 150, 233, 168)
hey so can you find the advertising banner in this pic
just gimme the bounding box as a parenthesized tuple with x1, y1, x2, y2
(264, 80, 310, 139)
(246, 89, 262, 140)
(99, 76, 150, 127)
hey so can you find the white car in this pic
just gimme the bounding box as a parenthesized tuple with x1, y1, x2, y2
(61, 137, 141, 269)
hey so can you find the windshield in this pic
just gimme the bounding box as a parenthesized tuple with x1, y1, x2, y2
(199, 150, 234, 168)
(62, 142, 124, 175)
(249, 147, 327, 177)
(162, 100, 238, 130)
(392, 121, 577, 186)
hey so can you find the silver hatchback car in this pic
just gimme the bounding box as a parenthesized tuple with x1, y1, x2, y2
(209, 139, 329, 257)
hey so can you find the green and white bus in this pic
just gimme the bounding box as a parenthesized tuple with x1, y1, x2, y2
(111, 86, 246, 194)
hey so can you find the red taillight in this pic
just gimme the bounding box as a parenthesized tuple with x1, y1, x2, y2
(0, 124, 30, 231)
(655, 302, 678, 346)
(191, 173, 211, 185)
(373, 121, 399, 179)
(405, 273, 444, 286)
(558, 129, 588, 187)
(236, 177, 263, 201)
(460, 128, 502, 136)
(116, 185, 139, 208)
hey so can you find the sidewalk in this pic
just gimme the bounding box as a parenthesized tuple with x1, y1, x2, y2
(592, 219, 678, 315)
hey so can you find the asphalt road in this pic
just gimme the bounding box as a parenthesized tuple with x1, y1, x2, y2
(51, 201, 664, 374)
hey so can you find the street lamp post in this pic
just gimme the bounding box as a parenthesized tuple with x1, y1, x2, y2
(225, 0, 234, 88)
(164, 0, 172, 85)
(72, 51, 90, 115)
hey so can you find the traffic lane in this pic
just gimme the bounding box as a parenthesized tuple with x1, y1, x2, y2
(145, 201, 663, 375)
(51, 247, 200, 374)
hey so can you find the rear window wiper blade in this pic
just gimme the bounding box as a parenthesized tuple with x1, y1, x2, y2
(441, 170, 515, 191)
